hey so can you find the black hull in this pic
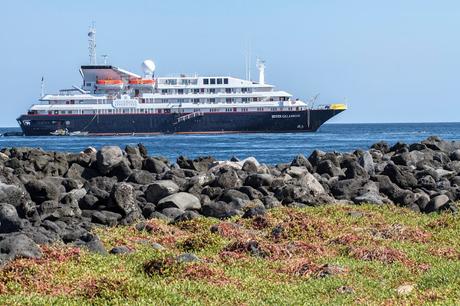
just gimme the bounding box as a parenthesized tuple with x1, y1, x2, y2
(17, 109, 344, 136)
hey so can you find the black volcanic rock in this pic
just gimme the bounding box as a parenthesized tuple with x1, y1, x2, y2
(0, 136, 459, 266)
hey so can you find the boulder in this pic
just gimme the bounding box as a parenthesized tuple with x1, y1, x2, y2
(220, 189, 250, 203)
(358, 151, 375, 175)
(382, 163, 417, 189)
(25, 179, 60, 204)
(0, 233, 42, 264)
(0, 203, 23, 233)
(145, 180, 180, 203)
(342, 160, 368, 179)
(244, 173, 273, 188)
(330, 179, 365, 200)
(157, 192, 201, 211)
(316, 160, 344, 177)
(239, 186, 263, 200)
(128, 170, 157, 185)
(298, 172, 326, 196)
(110, 183, 140, 217)
(450, 149, 460, 161)
(174, 211, 201, 223)
(242, 206, 266, 218)
(215, 170, 241, 189)
(291, 154, 313, 171)
(201, 201, 243, 219)
(242, 160, 258, 173)
(177, 156, 215, 172)
(0, 183, 25, 207)
(144, 157, 170, 174)
(91, 210, 122, 226)
(96, 146, 123, 174)
(110, 245, 131, 255)
(424, 194, 450, 213)
(160, 207, 185, 220)
(370, 141, 390, 153)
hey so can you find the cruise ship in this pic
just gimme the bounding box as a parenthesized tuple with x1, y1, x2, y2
(17, 26, 347, 136)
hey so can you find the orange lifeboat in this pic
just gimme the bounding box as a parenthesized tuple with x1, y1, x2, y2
(128, 78, 155, 85)
(96, 79, 124, 90)
(97, 79, 123, 85)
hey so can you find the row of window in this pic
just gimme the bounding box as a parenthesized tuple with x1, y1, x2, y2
(163, 79, 199, 85)
(203, 78, 229, 85)
(160, 87, 251, 95)
(41, 106, 302, 115)
(51, 95, 290, 105)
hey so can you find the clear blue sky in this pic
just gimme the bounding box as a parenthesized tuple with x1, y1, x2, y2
(1, 0, 459, 126)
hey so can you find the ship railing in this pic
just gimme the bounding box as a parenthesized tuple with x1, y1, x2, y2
(174, 111, 204, 124)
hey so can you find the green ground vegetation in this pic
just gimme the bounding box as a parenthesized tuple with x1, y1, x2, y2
(1, 204, 460, 305)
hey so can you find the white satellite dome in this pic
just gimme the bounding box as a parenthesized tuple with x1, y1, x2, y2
(141, 59, 156, 76)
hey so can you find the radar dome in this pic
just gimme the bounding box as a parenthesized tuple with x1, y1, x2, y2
(142, 59, 156, 75)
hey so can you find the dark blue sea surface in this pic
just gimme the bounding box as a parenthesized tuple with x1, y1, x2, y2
(0, 123, 459, 164)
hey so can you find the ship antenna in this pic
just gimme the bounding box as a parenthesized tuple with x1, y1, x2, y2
(88, 23, 97, 65)
(101, 54, 108, 65)
(40, 76, 45, 97)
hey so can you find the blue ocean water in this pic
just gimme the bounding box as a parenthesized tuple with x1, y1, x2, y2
(0, 123, 459, 165)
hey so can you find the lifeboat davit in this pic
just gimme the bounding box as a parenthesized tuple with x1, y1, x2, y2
(96, 79, 124, 90)
(128, 78, 155, 89)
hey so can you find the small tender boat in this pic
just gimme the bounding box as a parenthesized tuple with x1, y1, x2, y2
(50, 128, 69, 136)
(69, 131, 89, 136)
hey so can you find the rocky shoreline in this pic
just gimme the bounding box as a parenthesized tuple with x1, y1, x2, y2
(0, 136, 459, 265)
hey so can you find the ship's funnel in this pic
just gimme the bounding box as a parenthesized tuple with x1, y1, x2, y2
(256, 59, 265, 85)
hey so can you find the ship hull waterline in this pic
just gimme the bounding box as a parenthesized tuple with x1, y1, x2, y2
(17, 109, 344, 136)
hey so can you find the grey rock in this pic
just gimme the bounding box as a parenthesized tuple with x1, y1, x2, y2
(145, 180, 179, 203)
(91, 210, 122, 226)
(242, 206, 266, 218)
(144, 157, 170, 174)
(215, 170, 241, 189)
(84, 239, 107, 255)
(425, 194, 450, 213)
(242, 160, 258, 173)
(174, 211, 201, 222)
(110, 245, 131, 255)
(176, 253, 200, 263)
(111, 183, 140, 217)
(358, 151, 375, 175)
(201, 201, 243, 219)
(382, 163, 417, 189)
(160, 207, 185, 219)
(245, 173, 273, 188)
(0, 183, 25, 207)
(96, 146, 123, 174)
(291, 154, 313, 172)
(152, 242, 165, 251)
(353, 191, 387, 205)
(298, 172, 326, 196)
(157, 192, 201, 211)
(220, 189, 250, 203)
(0, 203, 23, 233)
(0, 233, 42, 264)
(317, 160, 345, 177)
(25, 179, 60, 204)
(450, 149, 460, 161)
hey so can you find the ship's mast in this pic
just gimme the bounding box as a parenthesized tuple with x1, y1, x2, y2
(88, 24, 97, 65)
